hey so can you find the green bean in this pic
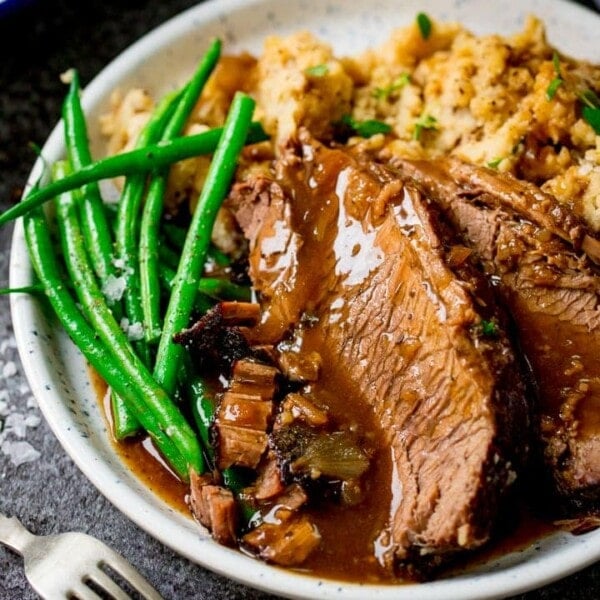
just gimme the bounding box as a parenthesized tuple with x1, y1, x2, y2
(158, 263, 214, 315)
(153, 93, 256, 395)
(140, 39, 222, 344)
(109, 393, 139, 440)
(63, 71, 119, 294)
(188, 376, 215, 463)
(23, 204, 192, 478)
(198, 277, 251, 302)
(206, 245, 232, 268)
(0, 122, 268, 228)
(159, 261, 250, 302)
(50, 161, 203, 478)
(0, 284, 44, 295)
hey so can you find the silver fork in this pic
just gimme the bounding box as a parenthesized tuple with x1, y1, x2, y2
(0, 513, 163, 599)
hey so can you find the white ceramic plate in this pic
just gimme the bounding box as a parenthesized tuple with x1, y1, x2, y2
(9, 0, 600, 598)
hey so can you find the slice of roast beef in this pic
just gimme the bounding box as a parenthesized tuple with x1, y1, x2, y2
(227, 132, 530, 571)
(390, 156, 600, 512)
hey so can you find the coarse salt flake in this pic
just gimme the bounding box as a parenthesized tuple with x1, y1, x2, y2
(102, 274, 127, 303)
(120, 318, 145, 342)
(24, 414, 41, 429)
(112, 257, 126, 270)
(2, 361, 17, 378)
(127, 322, 144, 342)
(1, 440, 41, 467)
(5, 413, 27, 438)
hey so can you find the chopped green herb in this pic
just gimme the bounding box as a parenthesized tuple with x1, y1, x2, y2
(583, 106, 600, 134)
(413, 113, 438, 141)
(372, 73, 411, 100)
(341, 114, 392, 137)
(546, 77, 563, 100)
(416, 12, 432, 40)
(577, 88, 600, 109)
(305, 64, 329, 77)
(574, 89, 600, 133)
(552, 51, 561, 75)
(487, 157, 503, 169)
(546, 51, 563, 101)
(481, 319, 498, 337)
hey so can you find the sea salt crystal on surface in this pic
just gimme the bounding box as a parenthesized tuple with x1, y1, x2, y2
(102, 274, 126, 303)
(24, 414, 41, 429)
(120, 318, 145, 342)
(2, 361, 17, 378)
(0, 400, 8, 417)
(26, 396, 38, 409)
(111, 258, 134, 277)
(0, 337, 17, 354)
(127, 322, 144, 342)
(1, 440, 41, 467)
(112, 257, 126, 270)
(4, 413, 27, 438)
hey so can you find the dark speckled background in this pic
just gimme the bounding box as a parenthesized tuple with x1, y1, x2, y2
(0, 1, 599, 598)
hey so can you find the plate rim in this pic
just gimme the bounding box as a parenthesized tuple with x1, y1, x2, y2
(9, 0, 600, 598)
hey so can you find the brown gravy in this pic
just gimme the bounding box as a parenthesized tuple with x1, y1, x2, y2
(92, 365, 562, 585)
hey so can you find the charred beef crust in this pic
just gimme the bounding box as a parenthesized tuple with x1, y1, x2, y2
(228, 132, 531, 571)
(390, 156, 600, 514)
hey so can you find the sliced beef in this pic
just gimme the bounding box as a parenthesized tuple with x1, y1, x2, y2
(228, 132, 530, 570)
(212, 358, 278, 470)
(242, 511, 322, 567)
(390, 156, 600, 511)
(189, 471, 238, 546)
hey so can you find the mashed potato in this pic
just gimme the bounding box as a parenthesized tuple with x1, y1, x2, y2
(101, 15, 600, 230)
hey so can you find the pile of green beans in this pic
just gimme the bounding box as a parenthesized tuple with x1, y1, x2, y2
(2, 39, 264, 485)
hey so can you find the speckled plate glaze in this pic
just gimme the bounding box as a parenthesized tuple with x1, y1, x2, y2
(9, 1, 600, 598)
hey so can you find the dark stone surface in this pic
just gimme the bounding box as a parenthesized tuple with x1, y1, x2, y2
(0, 1, 598, 598)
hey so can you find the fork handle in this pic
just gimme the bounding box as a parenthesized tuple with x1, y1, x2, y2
(0, 513, 36, 556)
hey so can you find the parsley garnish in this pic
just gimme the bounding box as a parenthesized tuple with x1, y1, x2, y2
(577, 89, 600, 134)
(481, 319, 498, 337)
(487, 157, 503, 169)
(341, 114, 392, 138)
(416, 12, 432, 40)
(546, 77, 563, 100)
(305, 64, 329, 77)
(577, 89, 600, 108)
(546, 51, 563, 100)
(372, 73, 411, 100)
(583, 106, 600, 134)
(552, 51, 561, 74)
(413, 113, 438, 140)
